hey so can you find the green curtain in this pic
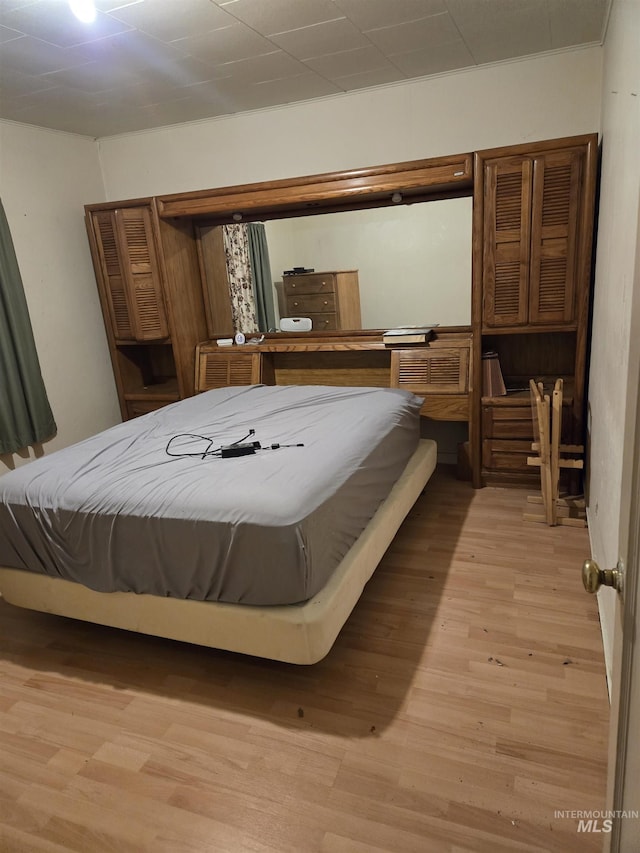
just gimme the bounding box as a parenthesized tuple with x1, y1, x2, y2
(247, 223, 277, 333)
(0, 199, 56, 454)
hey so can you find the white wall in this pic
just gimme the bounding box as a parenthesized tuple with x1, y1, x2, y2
(0, 121, 119, 475)
(586, 0, 640, 686)
(98, 48, 603, 200)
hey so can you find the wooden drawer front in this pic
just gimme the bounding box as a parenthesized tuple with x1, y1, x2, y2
(391, 347, 469, 394)
(283, 274, 336, 295)
(286, 293, 336, 314)
(482, 438, 533, 472)
(126, 399, 171, 419)
(197, 351, 261, 391)
(483, 405, 534, 439)
(308, 313, 338, 331)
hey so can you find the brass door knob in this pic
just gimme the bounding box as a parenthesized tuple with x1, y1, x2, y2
(582, 559, 623, 594)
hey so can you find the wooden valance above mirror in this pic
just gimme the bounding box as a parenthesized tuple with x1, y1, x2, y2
(155, 153, 474, 223)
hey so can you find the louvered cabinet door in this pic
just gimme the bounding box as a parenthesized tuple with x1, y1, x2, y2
(390, 347, 470, 395)
(91, 210, 134, 340)
(529, 149, 583, 325)
(196, 350, 262, 392)
(114, 207, 169, 341)
(482, 157, 533, 327)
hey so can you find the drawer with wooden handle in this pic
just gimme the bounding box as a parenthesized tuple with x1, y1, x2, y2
(482, 405, 534, 439)
(307, 313, 338, 331)
(283, 274, 336, 295)
(482, 438, 533, 472)
(286, 293, 337, 314)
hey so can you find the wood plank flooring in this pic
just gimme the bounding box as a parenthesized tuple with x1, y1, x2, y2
(0, 466, 609, 852)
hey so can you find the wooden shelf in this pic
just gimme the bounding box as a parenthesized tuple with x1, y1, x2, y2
(123, 377, 179, 401)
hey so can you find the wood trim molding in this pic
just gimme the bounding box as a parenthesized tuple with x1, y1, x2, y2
(156, 153, 473, 220)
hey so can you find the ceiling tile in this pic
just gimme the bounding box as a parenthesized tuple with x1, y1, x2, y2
(445, 0, 551, 64)
(212, 51, 310, 83)
(390, 39, 476, 77)
(174, 22, 277, 64)
(269, 18, 371, 60)
(217, 0, 344, 35)
(0, 0, 133, 48)
(236, 72, 341, 110)
(0, 35, 92, 75)
(549, 0, 608, 47)
(108, 0, 233, 43)
(365, 12, 461, 54)
(304, 45, 398, 79)
(334, 0, 447, 30)
(41, 59, 143, 92)
(0, 67, 57, 97)
(75, 29, 185, 75)
(332, 65, 407, 91)
(0, 24, 22, 42)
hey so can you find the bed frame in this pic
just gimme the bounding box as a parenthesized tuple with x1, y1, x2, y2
(0, 439, 436, 664)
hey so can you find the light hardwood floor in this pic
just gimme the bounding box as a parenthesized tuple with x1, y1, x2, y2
(0, 466, 609, 853)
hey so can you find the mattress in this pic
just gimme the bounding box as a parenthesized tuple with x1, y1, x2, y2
(0, 385, 422, 606)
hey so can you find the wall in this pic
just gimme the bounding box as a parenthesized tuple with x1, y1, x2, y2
(586, 0, 640, 686)
(0, 121, 119, 475)
(97, 47, 603, 200)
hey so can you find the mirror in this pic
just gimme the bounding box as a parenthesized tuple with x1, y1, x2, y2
(264, 196, 472, 330)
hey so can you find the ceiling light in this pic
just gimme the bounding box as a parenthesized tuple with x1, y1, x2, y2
(69, 0, 97, 23)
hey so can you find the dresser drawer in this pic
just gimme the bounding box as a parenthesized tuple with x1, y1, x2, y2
(307, 313, 338, 331)
(283, 274, 336, 295)
(482, 405, 534, 439)
(482, 438, 533, 472)
(286, 292, 336, 314)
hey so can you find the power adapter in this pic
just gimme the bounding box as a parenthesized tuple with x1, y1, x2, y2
(220, 441, 260, 458)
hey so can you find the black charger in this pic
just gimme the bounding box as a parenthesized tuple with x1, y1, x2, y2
(220, 441, 261, 458)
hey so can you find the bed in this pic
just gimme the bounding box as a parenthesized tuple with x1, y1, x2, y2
(0, 385, 437, 663)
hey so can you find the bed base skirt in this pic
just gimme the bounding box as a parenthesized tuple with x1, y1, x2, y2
(0, 439, 437, 665)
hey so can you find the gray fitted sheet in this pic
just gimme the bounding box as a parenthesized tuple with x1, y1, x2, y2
(0, 385, 422, 605)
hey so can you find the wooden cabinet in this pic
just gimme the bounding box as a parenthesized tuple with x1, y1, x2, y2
(474, 135, 597, 486)
(86, 199, 208, 420)
(83, 138, 597, 486)
(482, 147, 583, 329)
(282, 271, 361, 330)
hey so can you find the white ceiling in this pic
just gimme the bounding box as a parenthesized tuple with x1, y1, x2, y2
(0, 0, 610, 139)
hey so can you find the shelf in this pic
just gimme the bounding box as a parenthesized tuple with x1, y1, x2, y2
(482, 375, 575, 406)
(123, 377, 179, 401)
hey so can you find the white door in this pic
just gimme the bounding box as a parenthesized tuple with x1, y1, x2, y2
(598, 197, 640, 853)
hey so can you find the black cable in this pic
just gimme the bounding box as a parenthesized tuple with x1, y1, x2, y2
(165, 429, 303, 460)
(165, 433, 221, 459)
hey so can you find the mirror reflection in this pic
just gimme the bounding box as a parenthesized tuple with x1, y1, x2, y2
(264, 197, 472, 331)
